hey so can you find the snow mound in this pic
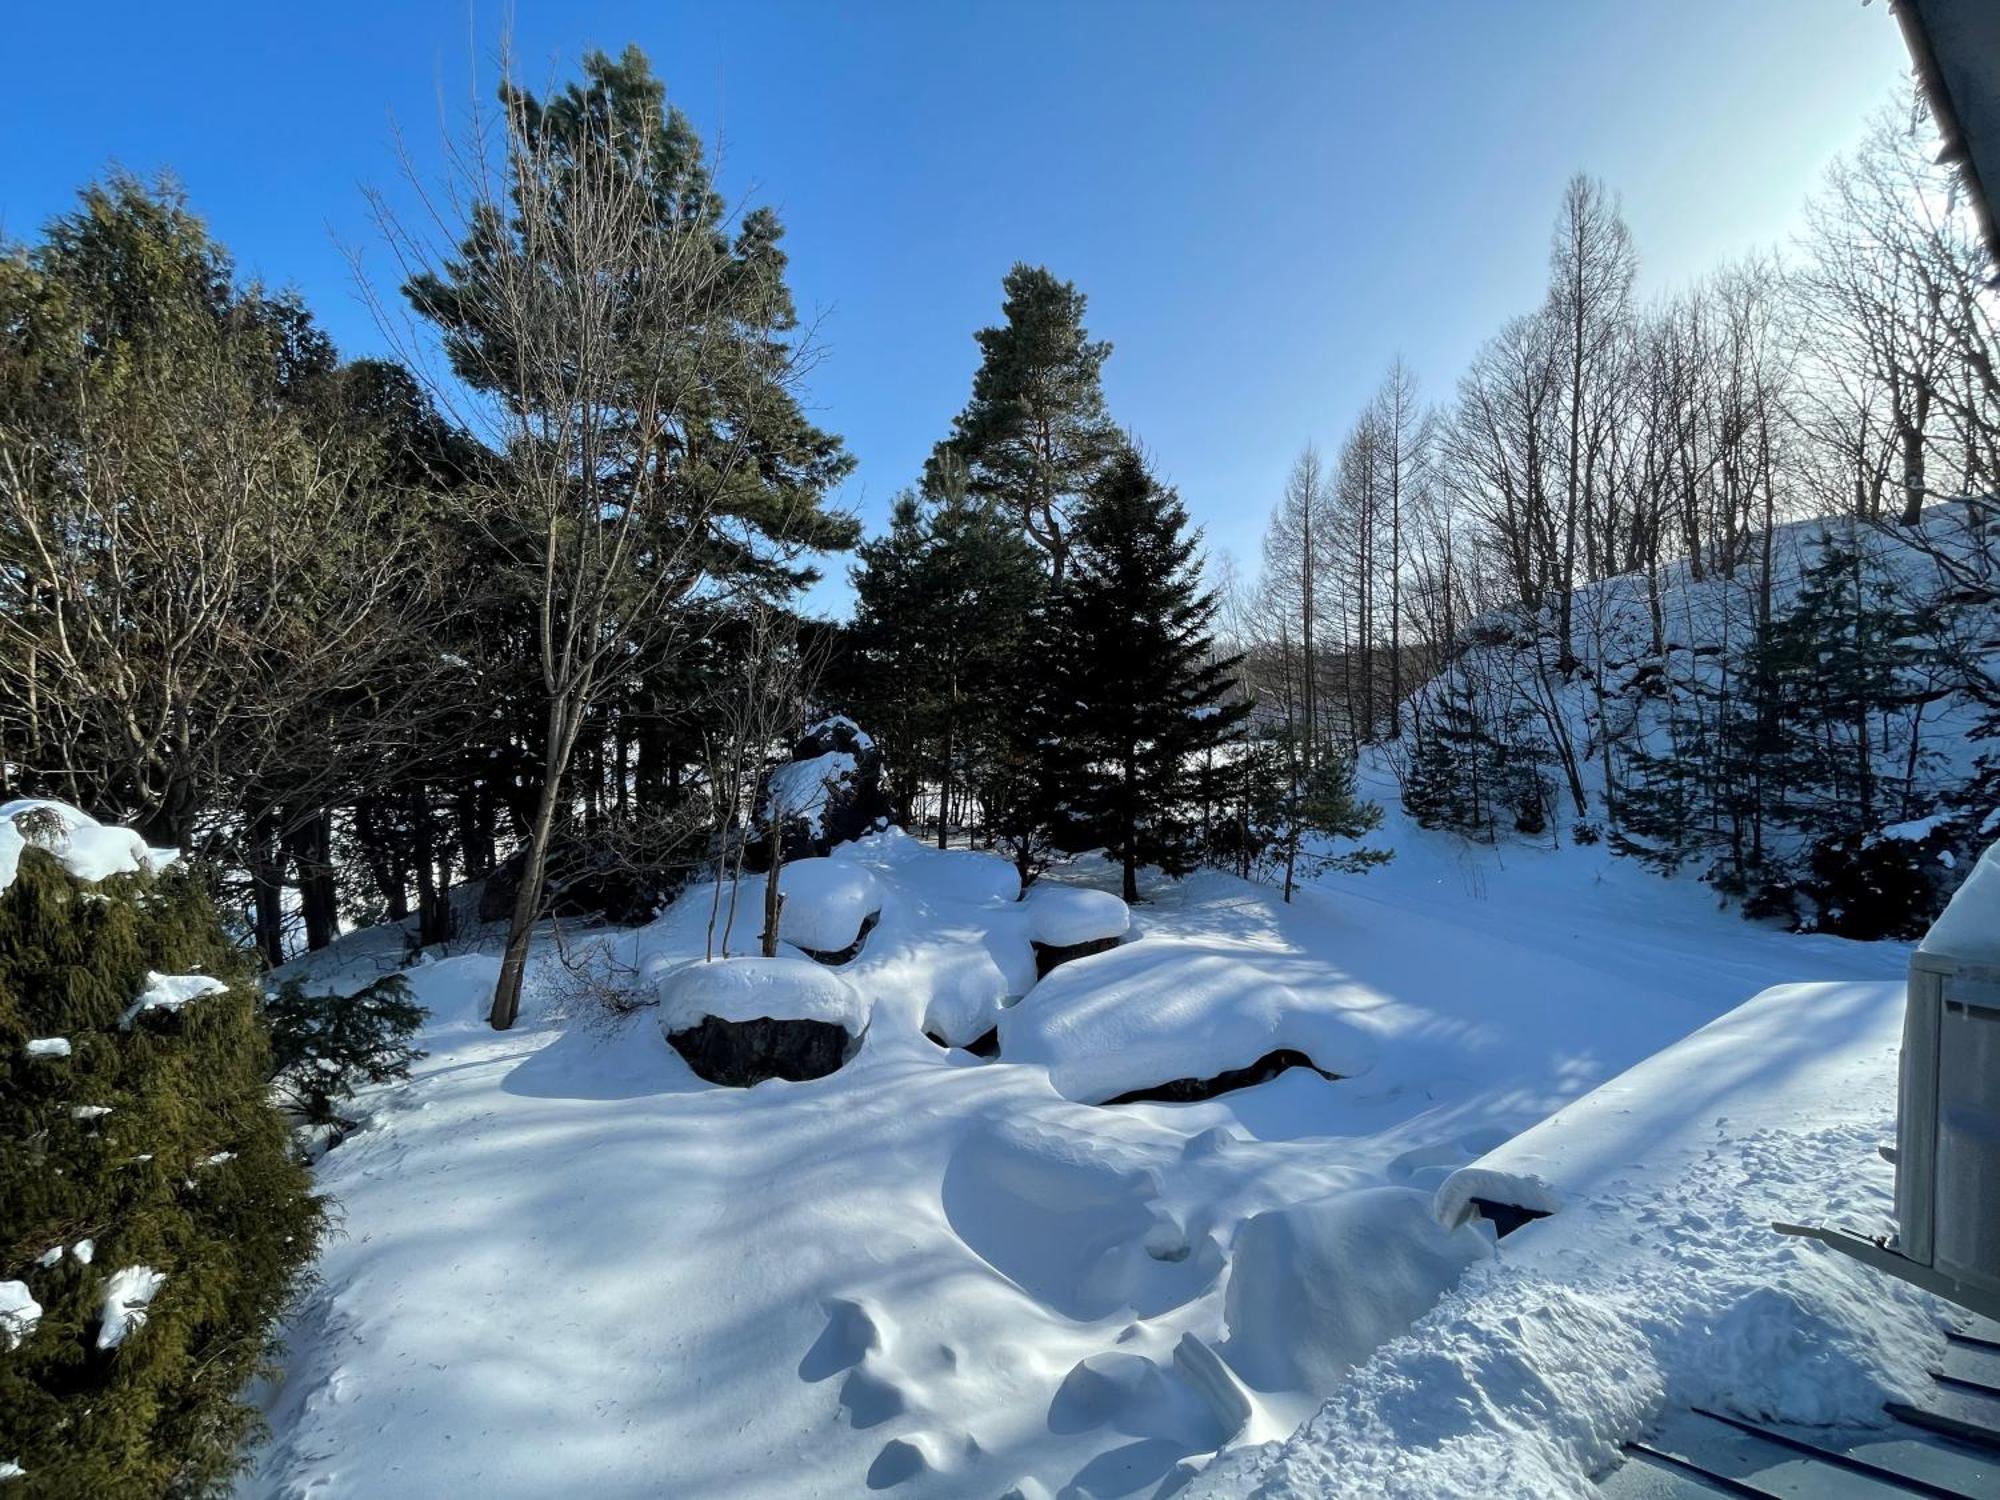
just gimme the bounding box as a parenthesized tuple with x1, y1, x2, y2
(657, 955, 866, 1035)
(921, 848, 1022, 906)
(1024, 884, 1129, 946)
(999, 945, 1377, 1104)
(95, 1265, 165, 1350)
(917, 943, 1020, 1047)
(1920, 835, 2000, 962)
(0, 799, 176, 894)
(23, 1038, 70, 1059)
(777, 858, 882, 954)
(120, 970, 228, 1029)
(0, 1282, 41, 1350)
(1221, 1187, 1493, 1397)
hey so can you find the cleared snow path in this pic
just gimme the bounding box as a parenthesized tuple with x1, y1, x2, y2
(239, 809, 1912, 1500)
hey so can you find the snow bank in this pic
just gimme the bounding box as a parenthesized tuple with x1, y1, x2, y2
(0, 1282, 41, 1350)
(1920, 836, 2000, 962)
(1000, 944, 1378, 1104)
(22, 1038, 70, 1059)
(0, 798, 176, 894)
(1222, 1188, 1492, 1397)
(776, 858, 881, 954)
(95, 1265, 165, 1350)
(1432, 1168, 1562, 1232)
(1199, 981, 1942, 1499)
(119, 970, 227, 1029)
(1024, 885, 1129, 947)
(657, 955, 866, 1035)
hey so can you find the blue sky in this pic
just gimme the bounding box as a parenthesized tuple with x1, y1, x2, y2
(3, 2, 1910, 613)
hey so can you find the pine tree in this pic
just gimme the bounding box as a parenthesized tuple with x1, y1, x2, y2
(1042, 449, 1251, 900)
(929, 264, 1121, 582)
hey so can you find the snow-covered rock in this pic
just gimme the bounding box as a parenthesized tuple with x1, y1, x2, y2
(119, 970, 228, 1029)
(1222, 1187, 1493, 1396)
(753, 716, 894, 864)
(95, 1265, 165, 1350)
(657, 956, 865, 1035)
(1024, 885, 1129, 947)
(0, 798, 176, 895)
(922, 848, 1022, 907)
(0, 1282, 41, 1351)
(776, 858, 882, 956)
(659, 955, 866, 1086)
(999, 942, 1377, 1104)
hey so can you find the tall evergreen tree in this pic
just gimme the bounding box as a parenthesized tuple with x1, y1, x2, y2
(843, 463, 1045, 841)
(1043, 448, 1251, 900)
(928, 264, 1121, 583)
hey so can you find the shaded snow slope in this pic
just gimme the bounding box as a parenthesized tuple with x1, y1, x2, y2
(239, 815, 1913, 1500)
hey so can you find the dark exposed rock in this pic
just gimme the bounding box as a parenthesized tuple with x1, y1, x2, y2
(667, 1015, 854, 1087)
(1468, 1197, 1550, 1239)
(796, 910, 879, 966)
(1032, 934, 1122, 978)
(748, 716, 894, 871)
(1102, 1048, 1338, 1106)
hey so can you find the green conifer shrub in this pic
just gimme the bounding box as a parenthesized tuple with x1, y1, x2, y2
(0, 849, 322, 1497)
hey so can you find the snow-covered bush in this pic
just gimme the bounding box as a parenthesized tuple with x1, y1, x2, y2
(0, 840, 321, 1496)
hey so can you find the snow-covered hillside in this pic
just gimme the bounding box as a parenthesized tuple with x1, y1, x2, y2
(235, 786, 1941, 1500)
(1393, 502, 1997, 927)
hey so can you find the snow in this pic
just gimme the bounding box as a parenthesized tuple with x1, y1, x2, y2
(998, 901, 1381, 1102)
(95, 1265, 166, 1351)
(1203, 980, 1940, 1498)
(776, 857, 882, 953)
(22, 1038, 70, 1059)
(69, 1105, 113, 1121)
(0, 798, 176, 893)
(765, 750, 858, 835)
(0, 1460, 19, 1480)
(656, 954, 867, 1034)
(1919, 835, 2000, 962)
(239, 797, 1921, 1500)
(1222, 1188, 1493, 1409)
(119, 970, 228, 1028)
(1023, 883, 1129, 946)
(0, 1282, 41, 1350)
(73, 1239, 94, 1264)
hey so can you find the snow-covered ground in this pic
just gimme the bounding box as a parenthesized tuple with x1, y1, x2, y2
(237, 780, 1934, 1500)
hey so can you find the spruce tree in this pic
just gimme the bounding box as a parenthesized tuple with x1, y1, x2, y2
(843, 463, 1046, 843)
(1043, 448, 1251, 900)
(929, 264, 1121, 582)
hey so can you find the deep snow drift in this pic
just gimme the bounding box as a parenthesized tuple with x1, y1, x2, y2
(237, 794, 1931, 1500)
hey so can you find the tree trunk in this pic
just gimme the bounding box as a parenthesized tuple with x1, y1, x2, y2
(761, 820, 784, 957)
(492, 704, 578, 1030)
